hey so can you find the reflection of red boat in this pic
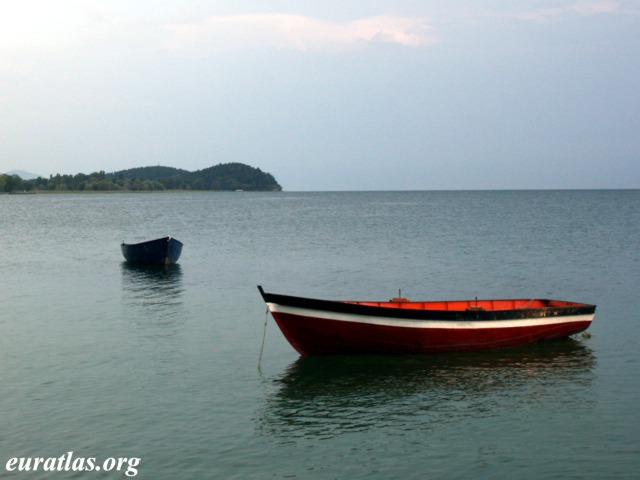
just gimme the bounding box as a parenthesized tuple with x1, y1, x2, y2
(257, 286, 596, 356)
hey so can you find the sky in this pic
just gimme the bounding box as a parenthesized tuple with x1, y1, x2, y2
(0, 0, 638, 191)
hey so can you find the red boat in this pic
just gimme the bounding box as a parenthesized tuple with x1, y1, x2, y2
(257, 286, 596, 356)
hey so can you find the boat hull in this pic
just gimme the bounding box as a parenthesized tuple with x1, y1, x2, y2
(258, 287, 595, 356)
(121, 236, 183, 265)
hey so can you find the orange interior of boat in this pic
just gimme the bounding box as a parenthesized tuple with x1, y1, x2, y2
(348, 298, 580, 311)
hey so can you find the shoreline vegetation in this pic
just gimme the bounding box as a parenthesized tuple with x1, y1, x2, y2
(0, 163, 282, 193)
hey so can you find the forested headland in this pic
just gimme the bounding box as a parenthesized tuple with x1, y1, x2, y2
(0, 163, 282, 193)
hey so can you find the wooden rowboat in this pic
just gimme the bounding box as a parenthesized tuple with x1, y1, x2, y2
(257, 286, 595, 356)
(121, 236, 183, 265)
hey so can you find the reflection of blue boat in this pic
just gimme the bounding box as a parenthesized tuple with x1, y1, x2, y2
(121, 236, 183, 265)
(121, 263, 184, 313)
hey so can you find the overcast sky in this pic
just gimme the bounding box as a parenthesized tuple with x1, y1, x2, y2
(1, 0, 638, 190)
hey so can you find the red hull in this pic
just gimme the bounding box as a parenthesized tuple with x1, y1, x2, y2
(272, 312, 592, 356)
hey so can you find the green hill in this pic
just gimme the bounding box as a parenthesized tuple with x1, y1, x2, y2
(110, 163, 281, 191)
(189, 163, 281, 191)
(111, 166, 190, 182)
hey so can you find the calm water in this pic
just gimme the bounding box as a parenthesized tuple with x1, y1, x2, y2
(1, 190, 639, 479)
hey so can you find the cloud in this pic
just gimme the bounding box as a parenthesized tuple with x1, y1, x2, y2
(0, 0, 103, 50)
(0, 0, 110, 76)
(507, 1, 620, 22)
(166, 14, 438, 54)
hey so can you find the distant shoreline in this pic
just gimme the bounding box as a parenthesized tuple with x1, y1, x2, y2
(2, 162, 282, 193)
(2, 189, 280, 195)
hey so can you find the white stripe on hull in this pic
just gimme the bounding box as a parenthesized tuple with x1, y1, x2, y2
(267, 303, 594, 330)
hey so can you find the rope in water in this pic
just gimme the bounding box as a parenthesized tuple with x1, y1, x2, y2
(258, 308, 269, 372)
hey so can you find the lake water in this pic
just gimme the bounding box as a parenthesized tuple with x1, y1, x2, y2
(1, 190, 639, 479)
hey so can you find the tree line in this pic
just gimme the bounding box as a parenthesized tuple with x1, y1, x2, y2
(1, 163, 282, 193)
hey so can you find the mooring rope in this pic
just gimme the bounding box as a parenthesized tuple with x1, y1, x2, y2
(258, 308, 269, 372)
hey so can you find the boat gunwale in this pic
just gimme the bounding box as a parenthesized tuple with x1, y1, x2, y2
(120, 236, 183, 248)
(257, 287, 596, 322)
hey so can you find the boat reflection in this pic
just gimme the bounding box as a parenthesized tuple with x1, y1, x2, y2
(120, 262, 184, 327)
(258, 339, 596, 439)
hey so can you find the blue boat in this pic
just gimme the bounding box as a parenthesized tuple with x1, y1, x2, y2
(121, 236, 183, 265)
